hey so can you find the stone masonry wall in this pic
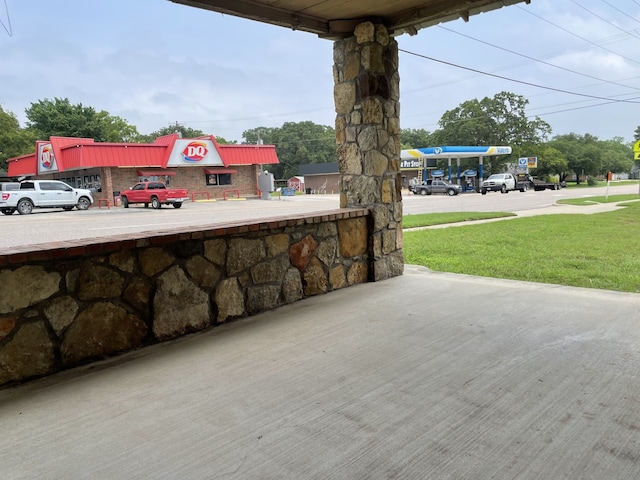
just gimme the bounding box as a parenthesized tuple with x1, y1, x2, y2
(0, 208, 368, 387)
(333, 22, 404, 282)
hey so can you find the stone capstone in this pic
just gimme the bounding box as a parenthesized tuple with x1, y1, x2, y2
(153, 266, 211, 340)
(60, 302, 147, 366)
(0, 266, 60, 314)
(0, 320, 55, 385)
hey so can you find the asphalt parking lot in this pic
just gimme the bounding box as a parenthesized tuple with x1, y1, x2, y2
(1, 183, 637, 250)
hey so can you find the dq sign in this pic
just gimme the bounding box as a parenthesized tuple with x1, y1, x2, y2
(41, 145, 54, 169)
(182, 141, 208, 162)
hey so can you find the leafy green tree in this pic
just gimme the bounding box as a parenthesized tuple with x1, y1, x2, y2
(0, 105, 36, 171)
(599, 137, 633, 175)
(96, 111, 140, 143)
(400, 128, 433, 149)
(25, 97, 139, 142)
(435, 91, 552, 174)
(243, 121, 336, 179)
(214, 136, 236, 145)
(518, 144, 568, 178)
(548, 133, 602, 184)
(437, 92, 551, 145)
(139, 123, 205, 142)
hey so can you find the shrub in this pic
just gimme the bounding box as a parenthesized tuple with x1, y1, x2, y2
(587, 176, 599, 186)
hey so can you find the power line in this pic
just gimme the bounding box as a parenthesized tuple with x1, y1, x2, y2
(1, 0, 12, 36)
(437, 25, 640, 92)
(569, 0, 640, 36)
(517, 4, 640, 67)
(598, 0, 640, 25)
(398, 48, 640, 104)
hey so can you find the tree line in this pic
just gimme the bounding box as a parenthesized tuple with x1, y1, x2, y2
(1, 92, 637, 182)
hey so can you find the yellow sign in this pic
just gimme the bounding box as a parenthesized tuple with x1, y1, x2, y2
(635, 152, 640, 160)
(634, 140, 640, 153)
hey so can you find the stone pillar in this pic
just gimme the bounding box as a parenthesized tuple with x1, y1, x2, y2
(333, 22, 404, 281)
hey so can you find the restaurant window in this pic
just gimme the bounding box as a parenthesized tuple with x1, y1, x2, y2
(139, 175, 170, 187)
(206, 173, 232, 186)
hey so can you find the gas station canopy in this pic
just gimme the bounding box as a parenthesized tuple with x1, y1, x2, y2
(401, 146, 513, 182)
(401, 146, 512, 160)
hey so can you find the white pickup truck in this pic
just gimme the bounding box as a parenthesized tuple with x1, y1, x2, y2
(480, 173, 528, 195)
(0, 180, 94, 215)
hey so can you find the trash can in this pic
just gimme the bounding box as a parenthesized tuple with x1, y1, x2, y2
(306, 187, 312, 195)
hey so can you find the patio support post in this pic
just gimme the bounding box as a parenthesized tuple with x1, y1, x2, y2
(333, 22, 404, 281)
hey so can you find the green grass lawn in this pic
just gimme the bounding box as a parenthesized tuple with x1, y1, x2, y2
(403, 202, 640, 293)
(403, 211, 515, 228)
(558, 194, 640, 205)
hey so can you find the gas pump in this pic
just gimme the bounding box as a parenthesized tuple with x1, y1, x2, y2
(431, 169, 444, 181)
(461, 169, 477, 192)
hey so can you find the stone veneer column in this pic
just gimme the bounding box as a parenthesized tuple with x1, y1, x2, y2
(333, 22, 404, 281)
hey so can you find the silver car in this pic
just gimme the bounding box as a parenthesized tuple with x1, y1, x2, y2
(412, 179, 462, 196)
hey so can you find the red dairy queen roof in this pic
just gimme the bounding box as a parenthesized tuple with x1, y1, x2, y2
(7, 134, 279, 177)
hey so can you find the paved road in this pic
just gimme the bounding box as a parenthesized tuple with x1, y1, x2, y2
(0, 183, 637, 250)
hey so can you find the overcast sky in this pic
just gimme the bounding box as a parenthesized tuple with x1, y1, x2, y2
(1, 0, 639, 144)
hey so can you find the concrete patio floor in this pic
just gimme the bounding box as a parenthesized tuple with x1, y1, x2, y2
(2, 265, 640, 479)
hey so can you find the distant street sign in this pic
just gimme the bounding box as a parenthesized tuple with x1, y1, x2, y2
(634, 140, 640, 153)
(635, 152, 640, 160)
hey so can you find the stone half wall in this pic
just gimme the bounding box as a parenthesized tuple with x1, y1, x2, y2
(0, 208, 369, 387)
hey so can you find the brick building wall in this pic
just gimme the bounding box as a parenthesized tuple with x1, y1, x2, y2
(44, 165, 263, 203)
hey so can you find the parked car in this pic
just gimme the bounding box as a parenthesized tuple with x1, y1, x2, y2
(120, 182, 189, 209)
(0, 180, 93, 215)
(412, 179, 462, 196)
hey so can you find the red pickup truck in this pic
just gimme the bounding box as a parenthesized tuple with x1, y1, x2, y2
(120, 182, 189, 209)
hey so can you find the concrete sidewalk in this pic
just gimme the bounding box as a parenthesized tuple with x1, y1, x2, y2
(418, 200, 632, 229)
(2, 265, 640, 479)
